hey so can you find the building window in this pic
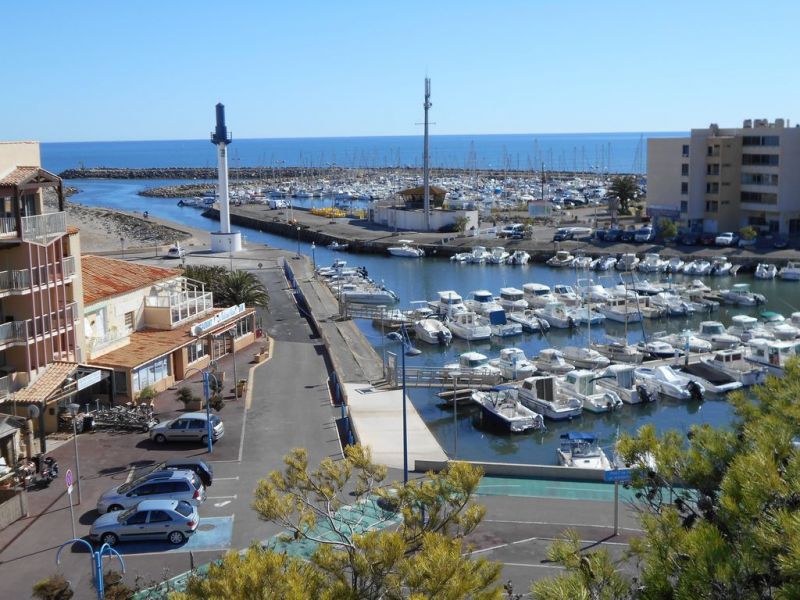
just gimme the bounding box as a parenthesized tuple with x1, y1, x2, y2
(235, 317, 252, 338)
(743, 135, 779, 147)
(681, 164, 689, 176)
(124, 311, 134, 330)
(681, 144, 689, 157)
(114, 371, 128, 394)
(742, 154, 779, 166)
(133, 356, 171, 392)
(680, 201, 688, 213)
(187, 341, 206, 364)
(741, 191, 778, 204)
(680, 182, 689, 195)
(706, 182, 719, 194)
(706, 164, 719, 176)
(705, 201, 719, 213)
(741, 173, 779, 186)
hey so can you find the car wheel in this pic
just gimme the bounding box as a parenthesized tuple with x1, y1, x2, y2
(154, 434, 167, 444)
(107, 504, 123, 513)
(168, 531, 186, 545)
(200, 435, 209, 446)
(100, 532, 119, 546)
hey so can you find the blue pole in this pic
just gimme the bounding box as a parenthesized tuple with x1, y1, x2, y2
(401, 326, 408, 485)
(203, 372, 213, 454)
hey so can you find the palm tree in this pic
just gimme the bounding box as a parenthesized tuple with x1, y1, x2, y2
(609, 175, 639, 214)
(215, 270, 269, 308)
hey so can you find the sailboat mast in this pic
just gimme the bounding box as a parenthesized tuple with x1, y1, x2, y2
(423, 77, 432, 231)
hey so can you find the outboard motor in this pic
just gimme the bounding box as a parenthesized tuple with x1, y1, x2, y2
(636, 384, 653, 403)
(567, 316, 576, 329)
(686, 380, 704, 402)
(436, 330, 447, 346)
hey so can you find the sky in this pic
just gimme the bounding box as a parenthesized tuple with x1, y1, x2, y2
(3, 0, 799, 142)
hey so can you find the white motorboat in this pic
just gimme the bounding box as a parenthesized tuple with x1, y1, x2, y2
(615, 253, 640, 271)
(413, 318, 452, 345)
(577, 281, 614, 304)
(429, 290, 467, 317)
(592, 338, 645, 364)
(678, 287, 719, 313)
(754, 263, 777, 279)
(497, 287, 528, 312)
(746, 338, 799, 377)
(720, 283, 766, 306)
(316, 259, 364, 278)
(517, 376, 582, 420)
(557, 433, 612, 470)
(387, 240, 425, 258)
(450, 251, 471, 262)
(507, 309, 549, 333)
(761, 311, 800, 340)
(709, 256, 732, 276)
(522, 283, 555, 308)
(488, 246, 509, 264)
(650, 291, 694, 317)
(572, 254, 592, 269)
(664, 256, 685, 273)
(652, 330, 713, 353)
(465, 290, 503, 316)
(165, 243, 185, 259)
(535, 301, 577, 329)
(597, 296, 642, 324)
(327, 241, 349, 251)
(487, 309, 523, 338)
(466, 246, 492, 264)
(507, 250, 530, 265)
(684, 259, 712, 276)
(444, 351, 502, 379)
(697, 320, 741, 349)
(677, 362, 743, 396)
(635, 365, 705, 401)
(631, 279, 664, 296)
(552, 284, 581, 307)
(547, 250, 575, 268)
(446, 311, 491, 341)
(637, 339, 679, 360)
(638, 253, 666, 273)
(596, 364, 652, 404)
(559, 370, 623, 413)
(727, 314, 774, 342)
(700, 348, 766, 387)
(593, 255, 617, 271)
(336, 281, 399, 305)
(561, 346, 610, 370)
(534, 348, 576, 375)
(471, 388, 545, 433)
(489, 348, 536, 380)
(779, 262, 800, 280)
(569, 306, 606, 326)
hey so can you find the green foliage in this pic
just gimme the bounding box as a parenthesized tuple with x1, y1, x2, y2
(182, 264, 227, 299)
(31, 574, 73, 600)
(103, 570, 133, 600)
(209, 395, 225, 412)
(609, 175, 639, 214)
(138, 386, 156, 401)
(215, 270, 270, 308)
(740, 225, 758, 240)
(454, 216, 469, 233)
(176, 387, 197, 407)
(656, 219, 677, 240)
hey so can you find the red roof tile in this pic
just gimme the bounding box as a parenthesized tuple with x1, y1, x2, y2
(82, 255, 182, 305)
(0, 166, 60, 187)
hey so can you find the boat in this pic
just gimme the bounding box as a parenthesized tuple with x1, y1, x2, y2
(596, 364, 652, 404)
(572, 254, 592, 269)
(534, 301, 576, 329)
(466, 246, 492, 264)
(650, 291, 694, 317)
(779, 262, 800, 280)
(552, 284, 581, 307)
(684, 259, 712, 276)
(746, 338, 800, 376)
(413, 318, 452, 345)
(546, 250, 575, 268)
(507, 310, 549, 333)
(664, 256, 685, 273)
(634, 365, 705, 401)
(761, 311, 800, 340)
(497, 287, 528, 312)
(533, 348, 576, 375)
(559, 370, 623, 413)
(561, 346, 610, 370)
(754, 263, 777, 279)
(678, 286, 719, 313)
(569, 306, 606, 326)
(336, 281, 399, 305)
(676, 362, 743, 396)
(592, 338, 645, 364)
(165, 243, 185, 259)
(720, 283, 766, 306)
(387, 240, 424, 258)
(316, 259, 365, 278)
(615, 253, 640, 271)
(371, 308, 413, 329)
(443, 351, 502, 379)
(597, 296, 642, 324)
(593, 255, 617, 271)
(517, 376, 583, 420)
(450, 251, 471, 263)
(465, 290, 503, 316)
(638, 253, 666, 273)
(471, 388, 545, 433)
(522, 283, 555, 308)
(327, 241, 349, 251)
(507, 250, 530, 265)
(709, 256, 732, 276)
(557, 433, 612, 470)
(651, 330, 713, 353)
(700, 348, 766, 387)
(489, 348, 536, 380)
(630, 279, 664, 296)
(446, 311, 492, 341)
(727, 314, 774, 342)
(487, 246, 509, 264)
(429, 290, 467, 317)
(697, 320, 741, 349)
(637, 339, 679, 359)
(578, 281, 614, 304)
(487, 309, 523, 338)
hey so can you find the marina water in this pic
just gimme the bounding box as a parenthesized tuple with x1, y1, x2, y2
(65, 177, 796, 465)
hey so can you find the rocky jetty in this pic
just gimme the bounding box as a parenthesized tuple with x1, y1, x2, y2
(139, 184, 216, 198)
(60, 166, 308, 180)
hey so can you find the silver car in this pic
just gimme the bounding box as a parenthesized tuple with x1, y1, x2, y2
(96, 470, 205, 513)
(149, 412, 224, 445)
(90, 499, 199, 546)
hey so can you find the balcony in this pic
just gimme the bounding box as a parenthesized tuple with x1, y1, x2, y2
(0, 255, 77, 295)
(145, 290, 214, 327)
(0, 212, 68, 245)
(0, 302, 79, 348)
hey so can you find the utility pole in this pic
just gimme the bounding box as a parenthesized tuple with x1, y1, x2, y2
(423, 77, 432, 232)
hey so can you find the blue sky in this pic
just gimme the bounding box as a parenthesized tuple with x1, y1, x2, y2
(5, 0, 799, 142)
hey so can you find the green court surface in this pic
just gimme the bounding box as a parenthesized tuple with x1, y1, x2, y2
(477, 476, 639, 502)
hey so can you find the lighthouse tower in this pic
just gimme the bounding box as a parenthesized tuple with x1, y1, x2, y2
(210, 103, 242, 253)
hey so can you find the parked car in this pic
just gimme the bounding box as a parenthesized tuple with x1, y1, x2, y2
(499, 223, 525, 238)
(634, 226, 655, 243)
(90, 499, 199, 546)
(150, 412, 224, 445)
(715, 232, 740, 246)
(553, 228, 574, 242)
(96, 470, 205, 513)
(700, 232, 717, 246)
(680, 232, 699, 246)
(140, 458, 214, 487)
(620, 229, 635, 243)
(597, 227, 622, 242)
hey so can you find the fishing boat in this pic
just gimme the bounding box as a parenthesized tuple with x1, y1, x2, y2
(556, 433, 612, 469)
(635, 365, 705, 401)
(507, 309, 549, 333)
(443, 351, 502, 379)
(471, 388, 545, 433)
(746, 338, 800, 377)
(720, 283, 766, 306)
(507, 250, 530, 265)
(533, 348, 576, 375)
(754, 263, 777, 279)
(546, 250, 575, 268)
(561, 347, 610, 370)
(387, 240, 425, 258)
(446, 311, 492, 341)
(596, 363, 652, 404)
(700, 347, 766, 386)
(413, 317, 452, 345)
(497, 287, 528, 312)
(779, 262, 800, 280)
(517, 376, 583, 420)
(489, 348, 536, 380)
(559, 370, 623, 413)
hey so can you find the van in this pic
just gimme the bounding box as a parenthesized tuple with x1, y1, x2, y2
(500, 223, 525, 238)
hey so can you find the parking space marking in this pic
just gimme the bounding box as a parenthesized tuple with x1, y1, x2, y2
(213, 500, 232, 507)
(112, 516, 234, 555)
(207, 494, 238, 500)
(485, 519, 643, 533)
(213, 476, 240, 482)
(472, 534, 630, 557)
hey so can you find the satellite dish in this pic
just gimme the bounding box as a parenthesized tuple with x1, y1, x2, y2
(27, 405, 40, 419)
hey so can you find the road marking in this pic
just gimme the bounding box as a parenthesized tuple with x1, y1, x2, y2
(501, 562, 565, 570)
(471, 535, 631, 556)
(485, 519, 643, 532)
(214, 500, 232, 507)
(124, 466, 136, 483)
(213, 476, 240, 482)
(208, 494, 237, 500)
(477, 484, 521, 488)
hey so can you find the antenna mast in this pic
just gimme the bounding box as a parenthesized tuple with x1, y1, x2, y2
(423, 77, 432, 231)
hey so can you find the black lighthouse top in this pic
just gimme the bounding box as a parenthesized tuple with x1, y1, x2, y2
(210, 103, 233, 145)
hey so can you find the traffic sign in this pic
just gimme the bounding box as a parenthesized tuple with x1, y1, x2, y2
(65, 468, 73, 495)
(604, 468, 633, 483)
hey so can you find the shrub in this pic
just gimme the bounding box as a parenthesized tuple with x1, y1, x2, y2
(210, 395, 225, 412)
(740, 226, 758, 240)
(32, 574, 73, 600)
(657, 219, 678, 240)
(176, 387, 200, 407)
(138, 386, 156, 401)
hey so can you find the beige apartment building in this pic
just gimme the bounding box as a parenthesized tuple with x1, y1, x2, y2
(647, 118, 800, 235)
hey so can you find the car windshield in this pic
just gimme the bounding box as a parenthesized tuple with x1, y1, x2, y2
(117, 462, 168, 492)
(210, 415, 221, 426)
(118, 506, 138, 522)
(175, 501, 194, 517)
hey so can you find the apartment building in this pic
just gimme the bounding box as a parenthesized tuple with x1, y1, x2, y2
(647, 118, 800, 234)
(82, 255, 257, 399)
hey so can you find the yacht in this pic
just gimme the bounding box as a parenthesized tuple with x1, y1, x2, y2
(779, 262, 800, 280)
(684, 259, 712, 276)
(429, 290, 466, 317)
(534, 348, 576, 375)
(413, 318, 452, 345)
(387, 240, 425, 258)
(487, 309, 523, 338)
(561, 347, 610, 370)
(559, 370, 624, 413)
(593, 255, 617, 271)
(754, 263, 777, 280)
(727, 314, 774, 342)
(676, 362, 743, 396)
(466, 246, 492, 264)
(664, 256, 685, 273)
(557, 433, 612, 470)
(488, 247, 510, 264)
(507, 309, 549, 333)
(522, 283, 555, 308)
(489, 348, 536, 380)
(596, 364, 651, 404)
(700, 348, 766, 386)
(709, 256, 732, 276)
(517, 376, 583, 420)
(746, 338, 800, 377)
(535, 301, 576, 329)
(497, 287, 528, 312)
(443, 351, 502, 379)
(507, 250, 530, 265)
(615, 253, 640, 271)
(471, 388, 545, 433)
(465, 290, 503, 316)
(446, 311, 491, 341)
(635, 365, 705, 401)
(597, 296, 642, 324)
(697, 321, 741, 349)
(547, 250, 575, 268)
(591, 338, 645, 364)
(638, 253, 666, 273)
(720, 283, 766, 306)
(552, 284, 581, 307)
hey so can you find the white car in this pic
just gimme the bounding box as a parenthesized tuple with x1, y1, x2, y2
(715, 232, 737, 246)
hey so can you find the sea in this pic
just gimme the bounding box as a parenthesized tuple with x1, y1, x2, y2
(40, 132, 686, 175)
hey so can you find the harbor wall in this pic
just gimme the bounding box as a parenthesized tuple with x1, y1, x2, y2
(416, 459, 610, 482)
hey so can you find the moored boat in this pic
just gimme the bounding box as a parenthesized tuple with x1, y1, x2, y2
(557, 433, 612, 469)
(471, 388, 545, 433)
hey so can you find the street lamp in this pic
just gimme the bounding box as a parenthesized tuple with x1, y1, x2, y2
(311, 242, 316, 269)
(120, 237, 125, 260)
(296, 226, 301, 258)
(227, 329, 238, 401)
(449, 371, 462, 459)
(67, 403, 82, 504)
(389, 324, 421, 484)
(183, 366, 218, 454)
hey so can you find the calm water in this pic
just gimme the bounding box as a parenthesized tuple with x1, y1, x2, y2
(41, 132, 686, 175)
(71, 178, 795, 465)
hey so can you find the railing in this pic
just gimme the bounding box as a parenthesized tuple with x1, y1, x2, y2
(0, 218, 17, 238)
(145, 291, 213, 325)
(0, 321, 28, 345)
(62, 255, 76, 278)
(20, 212, 67, 245)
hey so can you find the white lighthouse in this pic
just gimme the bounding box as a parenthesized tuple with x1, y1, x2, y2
(210, 103, 242, 253)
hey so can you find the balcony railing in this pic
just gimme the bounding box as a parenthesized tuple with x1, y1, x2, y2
(0, 255, 77, 294)
(21, 212, 67, 245)
(0, 302, 79, 347)
(0, 218, 16, 237)
(145, 291, 214, 325)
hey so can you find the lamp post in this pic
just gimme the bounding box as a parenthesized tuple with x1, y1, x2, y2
(228, 329, 238, 401)
(296, 226, 301, 258)
(450, 371, 461, 459)
(120, 237, 125, 260)
(311, 242, 316, 269)
(183, 366, 218, 454)
(68, 403, 82, 504)
(56, 538, 125, 600)
(228, 237, 233, 271)
(390, 325, 413, 485)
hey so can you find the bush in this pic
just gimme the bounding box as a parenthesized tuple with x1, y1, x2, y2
(138, 386, 156, 401)
(103, 570, 133, 600)
(32, 574, 73, 600)
(210, 395, 225, 412)
(177, 387, 200, 407)
(740, 226, 758, 240)
(657, 219, 678, 240)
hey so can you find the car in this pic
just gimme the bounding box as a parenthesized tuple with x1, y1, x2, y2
(139, 458, 214, 487)
(598, 227, 622, 242)
(150, 412, 224, 445)
(165, 244, 185, 259)
(96, 470, 205, 513)
(700, 232, 717, 246)
(90, 499, 199, 547)
(679, 232, 699, 246)
(620, 230, 635, 243)
(715, 232, 740, 246)
(634, 226, 655, 243)
(553, 228, 574, 242)
(499, 223, 524, 238)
